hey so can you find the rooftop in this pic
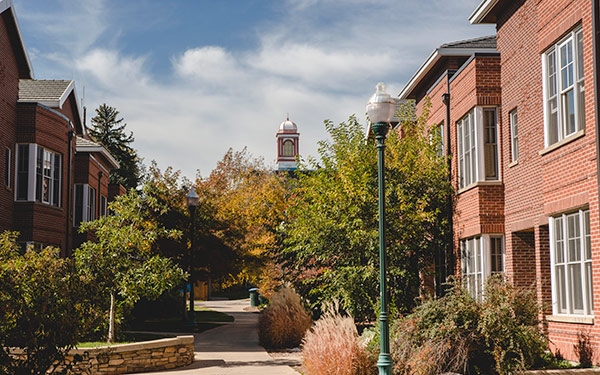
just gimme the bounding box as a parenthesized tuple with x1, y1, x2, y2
(18, 79, 73, 107)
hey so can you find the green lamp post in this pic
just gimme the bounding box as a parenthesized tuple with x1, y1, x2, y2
(186, 187, 200, 327)
(367, 82, 396, 375)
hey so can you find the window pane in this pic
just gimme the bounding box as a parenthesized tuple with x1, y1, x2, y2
(556, 265, 567, 313)
(567, 213, 581, 262)
(464, 118, 472, 186)
(562, 89, 576, 135)
(42, 150, 51, 203)
(16, 145, 29, 200)
(53, 154, 60, 206)
(549, 98, 559, 144)
(457, 122, 464, 188)
(470, 114, 477, 183)
(576, 30, 584, 80)
(586, 262, 593, 312)
(35, 147, 43, 202)
(569, 263, 583, 312)
(560, 41, 574, 89)
(548, 50, 557, 97)
(555, 217, 564, 263)
(510, 111, 518, 162)
(484, 109, 498, 179)
(584, 211, 591, 260)
(282, 140, 294, 157)
(491, 237, 504, 274)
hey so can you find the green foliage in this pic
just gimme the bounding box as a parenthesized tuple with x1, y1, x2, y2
(74, 186, 186, 341)
(90, 104, 142, 189)
(384, 278, 549, 375)
(280, 102, 452, 322)
(0, 232, 98, 375)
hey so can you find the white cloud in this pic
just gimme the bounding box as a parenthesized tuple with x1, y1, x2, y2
(14, 0, 494, 180)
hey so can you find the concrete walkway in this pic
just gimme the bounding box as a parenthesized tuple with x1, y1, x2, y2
(135, 299, 300, 375)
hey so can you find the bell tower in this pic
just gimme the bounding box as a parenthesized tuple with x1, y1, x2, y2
(276, 115, 299, 171)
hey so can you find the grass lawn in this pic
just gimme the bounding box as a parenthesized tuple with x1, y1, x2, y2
(77, 332, 172, 347)
(127, 307, 234, 334)
(194, 306, 235, 322)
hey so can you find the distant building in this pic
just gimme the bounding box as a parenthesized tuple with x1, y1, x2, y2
(276, 116, 299, 171)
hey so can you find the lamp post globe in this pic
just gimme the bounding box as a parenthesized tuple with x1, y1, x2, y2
(367, 82, 395, 375)
(186, 187, 199, 327)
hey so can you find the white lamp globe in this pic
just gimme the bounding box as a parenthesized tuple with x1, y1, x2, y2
(366, 82, 395, 124)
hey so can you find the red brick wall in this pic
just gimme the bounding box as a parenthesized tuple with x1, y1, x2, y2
(497, 0, 599, 360)
(0, 13, 20, 232)
(14, 104, 75, 252)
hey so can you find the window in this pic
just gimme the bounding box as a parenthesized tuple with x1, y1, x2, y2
(543, 27, 585, 146)
(461, 235, 505, 299)
(100, 195, 107, 217)
(457, 107, 499, 189)
(432, 123, 444, 156)
(510, 110, 518, 162)
(73, 184, 97, 227)
(550, 209, 593, 316)
(5, 147, 11, 188)
(15, 144, 61, 206)
(282, 140, 294, 157)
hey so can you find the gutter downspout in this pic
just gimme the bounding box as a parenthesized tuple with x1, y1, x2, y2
(593, 0, 600, 224)
(442, 70, 455, 292)
(65, 129, 74, 256)
(98, 171, 103, 219)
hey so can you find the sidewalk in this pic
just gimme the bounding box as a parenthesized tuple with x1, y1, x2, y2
(135, 299, 300, 375)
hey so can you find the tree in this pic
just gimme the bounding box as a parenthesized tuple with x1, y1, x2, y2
(197, 148, 287, 289)
(279, 102, 452, 322)
(89, 104, 141, 189)
(74, 186, 185, 343)
(0, 232, 98, 375)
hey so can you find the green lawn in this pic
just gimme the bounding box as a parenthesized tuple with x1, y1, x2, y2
(194, 306, 235, 322)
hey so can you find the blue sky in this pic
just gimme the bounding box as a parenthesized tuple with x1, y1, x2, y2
(13, 0, 494, 180)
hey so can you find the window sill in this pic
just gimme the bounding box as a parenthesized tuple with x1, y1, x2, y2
(457, 180, 503, 195)
(546, 314, 594, 325)
(539, 129, 585, 156)
(509, 160, 518, 168)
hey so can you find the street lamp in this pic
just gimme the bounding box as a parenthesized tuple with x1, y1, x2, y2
(186, 187, 199, 326)
(366, 82, 395, 375)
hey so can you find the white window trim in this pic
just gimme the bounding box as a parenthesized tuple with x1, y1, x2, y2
(457, 107, 501, 190)
(549, 209, 593, 317)
(510, 109, 518, 162)
(15, 144, 61, 207)
(542, 27, 585, 148)
(461, 234, 505, 300)
(74, 183, 97, 226)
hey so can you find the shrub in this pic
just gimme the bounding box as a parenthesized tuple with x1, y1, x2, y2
(388, 277, 549, 375)
(258, 286, 312, 349)
(575, 331, 594, 367)
(0, 231, 99, 375)
(302, 303, 376, 375)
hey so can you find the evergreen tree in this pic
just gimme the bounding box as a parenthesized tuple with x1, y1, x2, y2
(90, 104, 141, 189)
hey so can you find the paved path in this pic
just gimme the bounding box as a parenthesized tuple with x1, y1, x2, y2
(135, 299, 300, 375)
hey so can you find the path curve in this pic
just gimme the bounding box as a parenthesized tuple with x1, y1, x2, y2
(135, 299, 299, 375)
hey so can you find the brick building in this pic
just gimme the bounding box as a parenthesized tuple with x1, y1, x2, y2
(400, 0, 600, 361)
(0, 0, 121, 256)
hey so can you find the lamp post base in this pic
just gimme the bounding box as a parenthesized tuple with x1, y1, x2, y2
(377, 353, 392, 375)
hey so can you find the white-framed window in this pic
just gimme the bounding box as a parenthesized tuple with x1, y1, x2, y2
(550, 209, 593, 316)
(457, 107, 500, 189)
(543, 27, 585, 147)
(15, 144, 61, 207)
(431, 122, 444, 156)
(74, 184, 97, 227)
(461, 235, 505, 300)
(5, 147, 11, 188)
(510, 109, 518, 162)
(282, 140, 294, 157)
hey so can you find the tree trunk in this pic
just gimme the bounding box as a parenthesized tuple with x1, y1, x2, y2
(108, 292, 115, 343)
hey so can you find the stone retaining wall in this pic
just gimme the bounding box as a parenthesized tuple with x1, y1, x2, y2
(522, 369, 600, 375)
(58, 335, 194, 374)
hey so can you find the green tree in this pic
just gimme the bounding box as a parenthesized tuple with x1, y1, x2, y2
(90, 104, 141, 189)
(0, 232, 98, 375)
(74, 186, 185, 343)
(279, 102, 452, 322)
